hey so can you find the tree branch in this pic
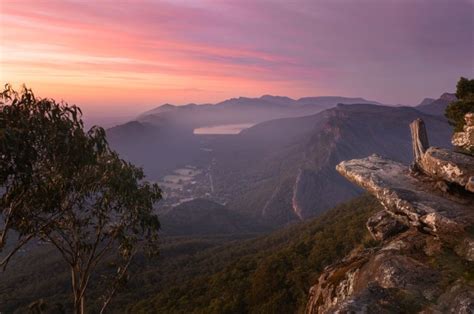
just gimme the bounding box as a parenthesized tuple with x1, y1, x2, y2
(43, 233, 74, 265)
(99, 250, 135, 314)
(77, 217, 105, 305)
(0, 205, 14, 250)
(0, 233, 35, 271)
(0, 211, 63, 270)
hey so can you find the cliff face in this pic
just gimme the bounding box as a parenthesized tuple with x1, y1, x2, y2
(306, 115, 474, 313)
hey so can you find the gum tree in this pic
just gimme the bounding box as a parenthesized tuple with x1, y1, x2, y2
(445, 77, 474, 131)
(0, 85, 161, 313)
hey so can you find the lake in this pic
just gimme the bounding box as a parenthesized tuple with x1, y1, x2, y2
(193, 123, 255, 135)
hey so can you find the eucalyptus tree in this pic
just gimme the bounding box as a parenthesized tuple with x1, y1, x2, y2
(0, 85, 161, 313)
(445, 77, 474, 131)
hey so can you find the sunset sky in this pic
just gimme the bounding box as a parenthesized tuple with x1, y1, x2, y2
(1, 0, 473, 121)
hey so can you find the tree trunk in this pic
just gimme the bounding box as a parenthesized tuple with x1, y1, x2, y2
(73, 294, 85, 314)
(71, 266, 85, 314)
(410, 118, 429, 167)
(80, 295, 85, 314)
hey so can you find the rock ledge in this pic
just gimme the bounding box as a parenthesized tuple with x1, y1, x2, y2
(306, 116, 474, 314)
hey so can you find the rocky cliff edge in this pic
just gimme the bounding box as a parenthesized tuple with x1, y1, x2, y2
(306, 114, 474, 313)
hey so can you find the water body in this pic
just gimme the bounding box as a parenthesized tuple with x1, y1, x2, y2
(193, 123, 255, 135)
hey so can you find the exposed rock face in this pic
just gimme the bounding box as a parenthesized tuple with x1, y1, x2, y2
(336, 155, 473, 235)
(366, 211, 407, 241)
(420, 147, 474, 192)
(410, 114, 474, 192)
(452, 112, 474, 153)
(306, 118, 474, 314)
(436, 280, 474, 313)
(305, 229, 471, 314)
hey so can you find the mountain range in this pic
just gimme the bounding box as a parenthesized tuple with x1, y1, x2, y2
(1, 92, 459, 312)
(137, 95, 383, 125)
(107, 93, 454, 228)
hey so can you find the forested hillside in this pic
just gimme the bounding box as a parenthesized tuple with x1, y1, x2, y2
(129, 195, 381, 313)
(0, 195, 381, 313)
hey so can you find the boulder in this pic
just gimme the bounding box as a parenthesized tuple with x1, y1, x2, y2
(432, 280, 474, 313)
(419, 147, 474, 192)
(366, 211, 407, 241)
(305, 231, 443, 314)
(455, 237, 474, 262)
(467, 176, 474, 193)
(305, 248, 374, 314)
(452, 112, 474, 153)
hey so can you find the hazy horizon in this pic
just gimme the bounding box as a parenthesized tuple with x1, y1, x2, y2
(1, 0, 473, 118)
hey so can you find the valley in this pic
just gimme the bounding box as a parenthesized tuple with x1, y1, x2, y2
(108, 95, 454, 228)
(1, 89, 468, 313)
(157, 165, 210, 208)
(2, 2, 472, 312)
(193, 123, 255, 135)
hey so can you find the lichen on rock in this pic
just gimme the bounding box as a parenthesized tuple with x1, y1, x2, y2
(452, 112, 474, 154)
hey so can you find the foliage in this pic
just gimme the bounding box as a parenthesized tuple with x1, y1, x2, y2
(129, 195, 381, 314)
(0, 84, 96, 252)
(0, 85, 161, 313)
(445, 77, 474, 132)
(0, 195, 380, 313)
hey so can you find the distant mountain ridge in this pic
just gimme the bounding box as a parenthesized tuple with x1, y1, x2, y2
(417, 98, 436, 107)
(107, 95, 386, 180)
(416, 92, 456, 116)
(140, 95, 383, 117)
(136, 95, 384, 128)
(107, 95, 454, 229)
(210, 103, 453, 225)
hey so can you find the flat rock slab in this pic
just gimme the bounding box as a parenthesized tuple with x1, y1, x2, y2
(336, 155, 473, 235)
(421, 147, 474, 191)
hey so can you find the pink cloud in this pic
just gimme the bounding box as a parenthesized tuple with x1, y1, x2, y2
(1, 0, 473, 117)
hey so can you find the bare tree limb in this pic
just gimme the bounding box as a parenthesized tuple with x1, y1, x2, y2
(43, 233, 74, 266)
(410, 118, 430, 167)
(1, 211, 63, 270)
(0, 205, 14, 250)
(0, 233, 35, 271)
(99, 251, 135, 314)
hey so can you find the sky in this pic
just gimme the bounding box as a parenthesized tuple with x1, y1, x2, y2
(1, 0, 473, 122)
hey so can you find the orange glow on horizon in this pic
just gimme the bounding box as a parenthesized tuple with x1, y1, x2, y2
(0, 1, 324, 117)
(1, 0, 472, 117)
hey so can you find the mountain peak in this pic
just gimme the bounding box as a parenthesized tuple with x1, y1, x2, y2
(160, 103, 176, 109)
(439, 92, 457, 102)
(416, 93, 457, 116)
(260, 95, 294, 101)
(417, 98, 436, 107)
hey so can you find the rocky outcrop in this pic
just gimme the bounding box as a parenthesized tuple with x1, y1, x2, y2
(305, 229, 469, 313)
(421, 147, 474, 192)
(336, 155, 473, 236)
(452, 112, 474, 153)
(306, 117, 474, 314)
(366, 211, 407, 241)
(412, 113, 474, 193)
